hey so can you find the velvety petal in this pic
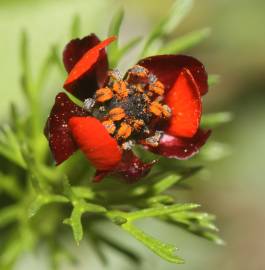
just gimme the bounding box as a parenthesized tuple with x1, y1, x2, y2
(114, 151, 156, 183)
(69, 116, 122, 171)
(137, 55, 208, 96)
(165, 68, 202, 138)
(64, 36, 116, 101)
(94, 151, 156, 183)
(44, 92, 86, 165)
(148, 129, 211, 159)
(63, 33, 100, 73)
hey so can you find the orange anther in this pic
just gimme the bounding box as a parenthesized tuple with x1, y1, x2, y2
(96, 87, 113, 102)
(143, 94, 151, 103)
(150, 101, 163, 116)
(109, 107, 126, 121)
(116, 123, 132, 139)
(130, 65, 148, 78)
(133, 119, 144, 131)
(113, 81, 128, 99)
(149, 80, 165, 95)
(135, 84, 144, 93)
(102, 120, 116, 134)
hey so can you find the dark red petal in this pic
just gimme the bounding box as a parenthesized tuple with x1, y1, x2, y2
(114, 151, 156, 183)
(63, 34, 100, 73)
(165, 68, 202, 138)
(63, 34, 108, 101)
(94, 151, 156, 183)
(69, 116, 122, 171)
(148, 129, 211, 159)
(44, 93, 86, 165)
(64, 36, 115, 100)
(138, 55, 208, 96)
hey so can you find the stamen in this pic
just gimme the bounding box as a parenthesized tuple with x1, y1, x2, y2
(133, 119, 144, 131)
(83, 98, 95, 112)
(116, 123, 132, 140)
(96, 87, 113, 102)
(113, 81, 128, 99)
(150, 101, 164, 116)
(162, 104, 172, 118)
(108, 69, 122, 81)
(102, 120, 116, 134)
(149, 80, 165, 96)
(109, 107, 126, 121)
(144, 131, 163, 147)
(90, 65, 170, 147)
(122, 140, 135, 150)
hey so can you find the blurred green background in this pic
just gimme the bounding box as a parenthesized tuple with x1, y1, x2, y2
(0, 0, 265, 269)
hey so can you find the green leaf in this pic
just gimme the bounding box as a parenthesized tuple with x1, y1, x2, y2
(208, 74, 220, 86)
(89, 235, 108, 265)
(161, 0, 193, 34)
(167, 210, 224, 245)
(151, 174, 182, 194)
(49, 241, 78, 270)
(110, 36, 142, 68)
(0, 205, 21, 228)
(72, 186, 95, 200)
(20, 143, 48, 192)
(125, 204, 199, 221)
(146, 195, 175, 206)
(108, 8, 124, 67)
(0, 173, 22, 199)
(51, 44, 66, 76)
(28, 194, 69, 218)
(0, 226, 36, 268)
(141, 0, 193, 56)
(70, 14, 81, 38)
(64, 201, 106, 244)
(201, 112, 233, 128)
(200, 141, 231, 161)
(0, 125, 26, 168)
(20, 31, 31, 96)
(159, 28, 211, 54)
(35, 49, 56, 91)
(122, 223, 184, 264)
(108, 8, 124, 38)
(95, 233, 141, 264)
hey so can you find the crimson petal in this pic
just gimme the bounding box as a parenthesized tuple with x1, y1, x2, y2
(69, 116, 122, 171)
(148, 129, 211, 159)
(164, 68, 202, 138)
(114, 151, 156, 183)
(63, 34, 111, 101)
(137, 55, 208, 96)
(44, 93, 86, 165)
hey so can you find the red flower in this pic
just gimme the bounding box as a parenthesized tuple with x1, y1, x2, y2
(45, 34, 211, 183)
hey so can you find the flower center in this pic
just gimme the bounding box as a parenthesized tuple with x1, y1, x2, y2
(84, 65, 171, 150)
